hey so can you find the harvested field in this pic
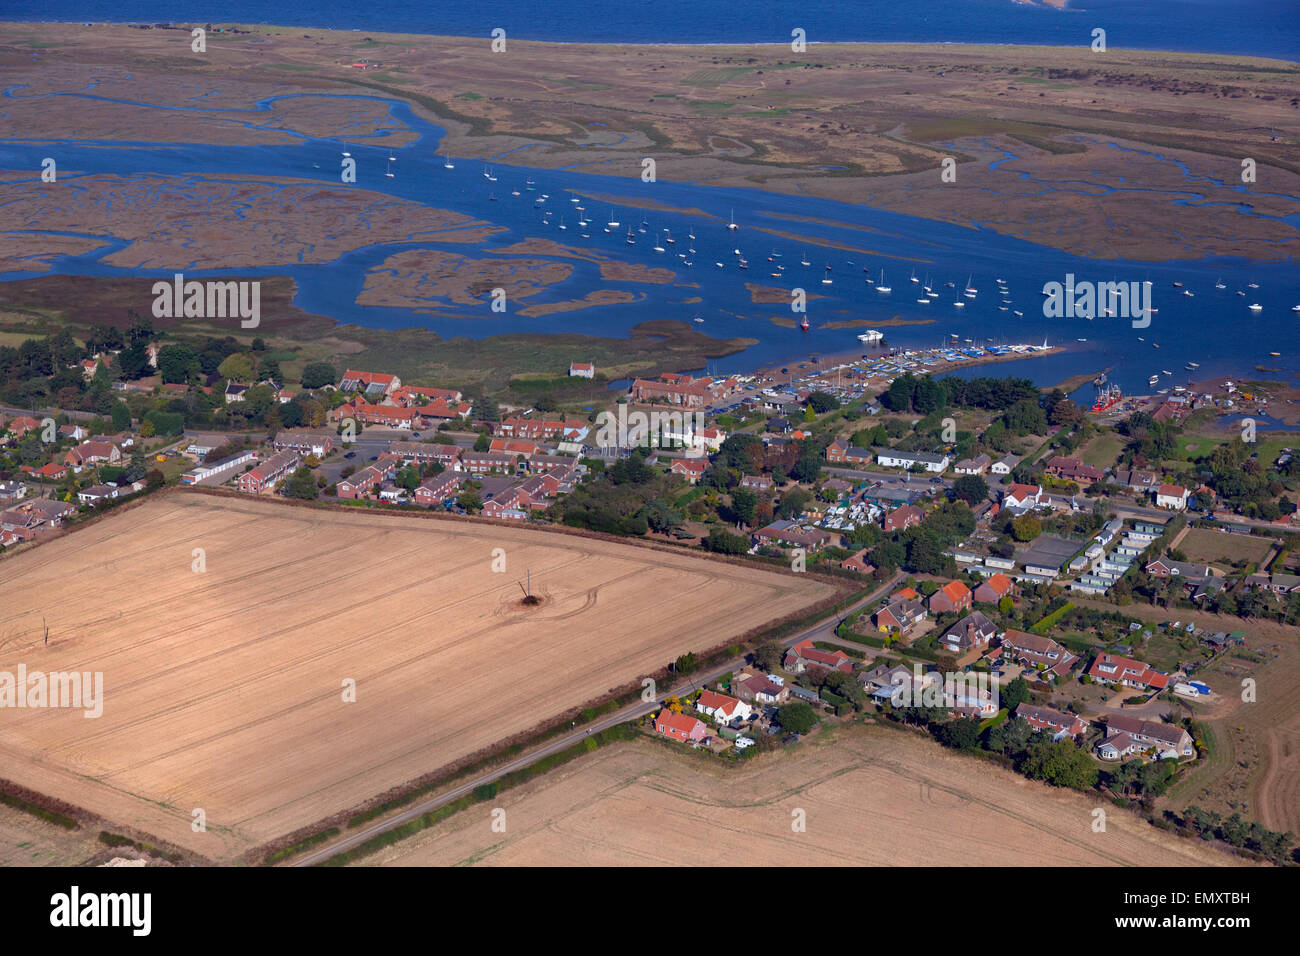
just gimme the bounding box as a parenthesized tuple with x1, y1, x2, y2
(0, 494, 836, 862)
(1177, 527, 1275, 566)
(368, 724, 1244, 867)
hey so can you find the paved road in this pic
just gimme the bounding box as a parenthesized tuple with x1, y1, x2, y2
(289, 570, 901, 866)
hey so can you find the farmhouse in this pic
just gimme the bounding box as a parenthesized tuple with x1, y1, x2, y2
(630, 378, 709, 407)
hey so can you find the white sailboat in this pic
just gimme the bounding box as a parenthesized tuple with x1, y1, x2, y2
(442, 155, 454, 169)
(876, 269, 891, 293)
(727, 209, 739, 230)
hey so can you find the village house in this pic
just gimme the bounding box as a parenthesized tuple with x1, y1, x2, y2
(953, 454, 991, 476)
(1144, 557, 1214, 585)
(732, 670, 789, 705)
(1002, 483, 1052, 512)
(928, 580, 972, 615)
(669, 458, 708, 484)
(841, 549, 875, 574)
(629, 378, 709, 408)
(27, 461, 68, 481)
(1114, 468, 1160, 492)
(873, 598, 927, 636)
(989, 454, 1018, 476)
(413, 471, 464, 507)
(273, 431, 335, 458)
(1245, 572, 1300, 596)
(695, 690, 751, 725)
(64, 440, 121, 473)
(1016, 703, 1088, 741)
(236, 449, 300, 495)
(1154, 483, 1190, 510)
(1087, 652, 1170, 692)
(77, 484, 119, 506)
(568, 361, 595, 379)
(1095, 714, 1195, 760)
(58, 424, 87, 442)
(883, 503, 924, 532)
(653, 710, 708, 744)
(0, 480, 27, 501)
(939, 609, 996, 654)
(339, 369, 401, 398)
(875, 450, 950, 473)
(784, 639, 854, 675)
(1045, 456, 1105, 484)
(1000, 629, 1079, 678)
(972, 571, 1015, 605)
(224, 382, 249, 404)
(826, 437, 873, 466)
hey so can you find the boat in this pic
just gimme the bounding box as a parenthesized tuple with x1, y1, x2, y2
(954, 301, 965, 308)
(1248, 280, 1259, 289)
(1162, 370, 1172, 376)
(1077, 338, 1088, 342)
(917, 298, 930, 304)
(341, 150, 352, 158)
(1183, 290, 1194, 297)
(664, 230, 675, 244)
(910, 269, 919, 284)
(800, 316, 810, 331)
(876, 270, 891, 293)
(1013, 310, 1023, 317)
(511, 189, 520, 197)
(556, 216, 564, 227)
(1236, 290, 1246, 296)
(1172, 281, 1183, 288)
(1215, 278, 1226, 289)
(1186, 362, 1199, 369)
(385, 155, 395, 178)
(524, 177, 535, 189)
(964, 275, 977, 294)
(1269, 351, 1281, 357)
(1248, 303, 1263, 311)
(1149, 375, 1160, 387)
(715, 261, 724, 268)
(800, 251, 811, 266)
(1090, 376, 1123, 413)
(653, 241, 665, 252)
(693, 315, 704, 323)
(1292, 305, 1300, 312)
(607, 210, 620, 228)
(1153, 343, 1160, 349)
(727, 209, 738, 231)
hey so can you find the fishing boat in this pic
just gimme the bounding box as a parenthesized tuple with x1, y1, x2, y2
(1090, 378, 1124, 414)
(876, 270, 891, 293)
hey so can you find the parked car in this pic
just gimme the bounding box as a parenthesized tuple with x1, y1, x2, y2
(344, 451, 356, 459)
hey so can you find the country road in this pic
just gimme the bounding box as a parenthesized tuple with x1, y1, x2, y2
(289, 570, 902, 866)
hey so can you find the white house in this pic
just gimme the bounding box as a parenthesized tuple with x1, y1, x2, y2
(568, 362, 595, 379)
(1154, 483, 1190, 510)
(875, 450, 950, 473)
(695, 689, 752, 725)
(990, 454, 1018, 476)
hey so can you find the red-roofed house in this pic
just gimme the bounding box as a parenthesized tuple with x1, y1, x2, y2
(64, 441, 121, 473)
(1087, 652, 1170, 691)
(973, 572, 1015, 604)
(670, 458, 708, 483)
(1154, 484, 1190, 510)
(884, 503, 923, 532)
(653, 710, 707, 744)
(695, 690, 751, 724)
(1004, 483, 1051, 511)
(928, 580, 972, 615)
(339, 369, 401, 397)
(569, 362, 595, 378)
(784, 639, 854, 675)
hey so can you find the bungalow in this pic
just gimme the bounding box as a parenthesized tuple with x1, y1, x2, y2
(26, 462, 67, 482)
(414, 472, 464, 506)
(754, 522, 832, 552)
(1002, 483, 1051, 512)
(928, 580, 972, 615)
(972, 571, 1015, 604)
(875, 450, 950, 473)
(670, 458, 709, 484)
(236, 449, 300, 495)
(953, 454, 991, 476)
(883, 503, 924, 532)
(653, 709, 708, 744)
(1154, 483, 1190, 510)
(784, 639, 854, 674)
(77, 484, 119, 506)
(940, 610, 997, 654)
(989, 454, 1018, 476)
(695, 690, 752, 725)
(339, 369, 401, 398)
(740, 474, 773, 491)
(224, 382, 249, 404)
(1247, 572, 1300, 596)
(860, 662, 938, 706)
(1017, 703, 1088, 741)
(732, 671, 789, 705)
(1087, 652, 1170, 692)
(1000, 629, 1079, 676)
(1045, 456, 1105, 484)
(874, 598, 927, 636)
